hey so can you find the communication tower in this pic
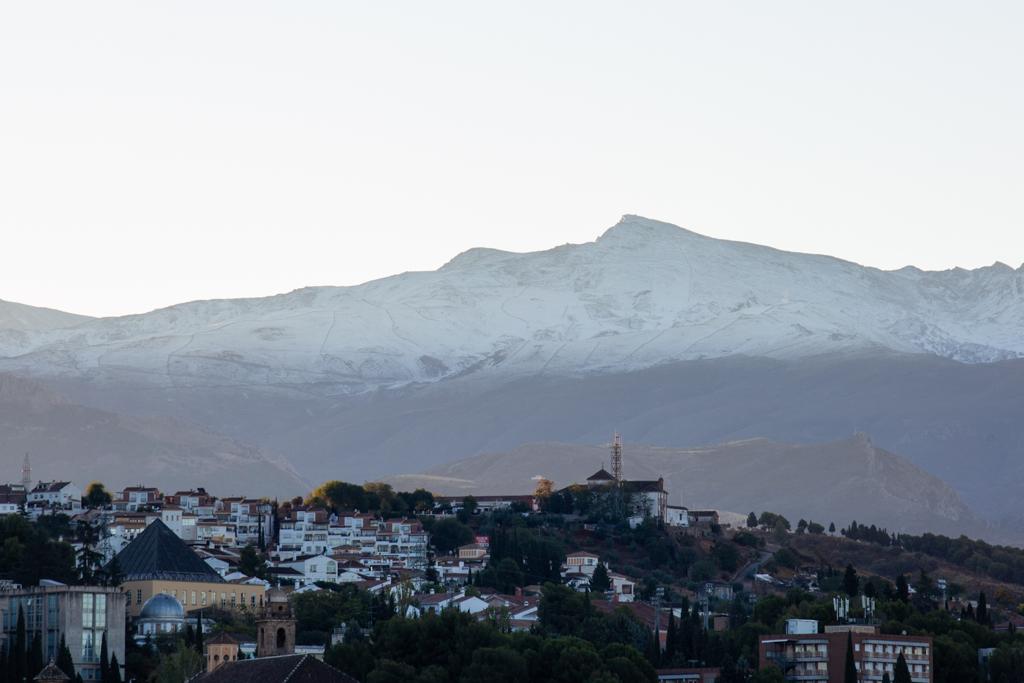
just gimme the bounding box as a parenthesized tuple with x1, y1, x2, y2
(611, 433, 623, 483)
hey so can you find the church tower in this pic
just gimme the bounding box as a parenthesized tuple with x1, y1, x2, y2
(21, 453, 32, 489)
(256, 587, 296, 657)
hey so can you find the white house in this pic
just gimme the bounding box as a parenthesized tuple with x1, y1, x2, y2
(564, 551, 601, 576)
(609, 572, 636, 603)
(666, 505, 690, 527)
(27, 481, 82, 516)
(302, 555, 339, 584)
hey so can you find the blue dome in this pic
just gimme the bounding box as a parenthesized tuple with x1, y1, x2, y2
(139, 593, 185, 620)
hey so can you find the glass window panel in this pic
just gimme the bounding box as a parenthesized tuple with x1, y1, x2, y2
(95, 594, 106, 628)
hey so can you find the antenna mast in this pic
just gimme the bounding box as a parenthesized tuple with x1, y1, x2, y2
(610, 433, 623, 483)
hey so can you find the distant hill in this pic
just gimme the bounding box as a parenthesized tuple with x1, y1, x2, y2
(0, 373, 307, 496)
(2, 216, 1023, 534)
(387, 435, 1000, 542)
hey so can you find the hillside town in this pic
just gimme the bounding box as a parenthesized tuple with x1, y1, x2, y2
(0, 441, 1020, 683)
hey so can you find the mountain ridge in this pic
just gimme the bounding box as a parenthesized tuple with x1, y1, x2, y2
(386, 434, 998, 541)
(2, 216, 1023, 396)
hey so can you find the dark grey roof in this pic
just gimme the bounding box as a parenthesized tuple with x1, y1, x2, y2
(34, 661, 71, 682)
(110, 519, 224, 583)
(189, 654, 360, 683)
(586, 468, 615, 481)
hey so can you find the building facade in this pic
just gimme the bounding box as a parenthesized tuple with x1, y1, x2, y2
(0, 584, 126, 682)
(759, 622, 933, 682)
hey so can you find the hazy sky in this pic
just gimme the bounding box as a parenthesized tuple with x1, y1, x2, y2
(2, 2, 1022, 317)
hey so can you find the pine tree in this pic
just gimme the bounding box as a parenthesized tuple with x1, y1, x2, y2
(828, 522, 836, 533)
(105, 555, 123, 587)
(56, 634, 76, 680)
(882, 673, 891, 683)
(746, 512, 758, 528)
(844, 631, 857, 683)
(893, 653, 911, 683)
(99, 631, 109, 683)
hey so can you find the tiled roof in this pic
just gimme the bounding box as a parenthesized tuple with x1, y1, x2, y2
(188, 654, 359, 683)
(586, 468, 615, 481)
(110, 519, 224, 583)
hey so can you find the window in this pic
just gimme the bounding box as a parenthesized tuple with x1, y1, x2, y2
(81, 629, 96, 661)
(137, 590, 142, 605)
(94, 594, 106, 628)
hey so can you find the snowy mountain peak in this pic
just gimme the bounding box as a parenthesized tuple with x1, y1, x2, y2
(597, 214, 706, 245)
(2, 216, 1023, 394)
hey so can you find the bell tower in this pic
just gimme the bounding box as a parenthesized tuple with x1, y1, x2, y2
(256, 587, 295, 658)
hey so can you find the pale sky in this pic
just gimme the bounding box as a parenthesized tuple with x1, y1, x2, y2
(1, 2, 1022, 318)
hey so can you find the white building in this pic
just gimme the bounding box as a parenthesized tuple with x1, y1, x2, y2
(609, 572, 636, 603)
(27, 481, 82, 516)
(666, 505, 690, 527)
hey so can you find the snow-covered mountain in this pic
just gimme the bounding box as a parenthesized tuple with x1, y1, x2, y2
(2, 216, 1023, 393)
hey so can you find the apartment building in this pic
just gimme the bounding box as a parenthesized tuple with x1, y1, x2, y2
(759, 621, 933, 682)
(0, 583, 126, 682)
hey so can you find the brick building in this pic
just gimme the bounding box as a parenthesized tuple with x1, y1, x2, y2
(759, 621, 932, 682)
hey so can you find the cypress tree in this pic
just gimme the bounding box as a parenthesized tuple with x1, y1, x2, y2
(977, 591, 989, 625)
(591, 563, 611, 593)
(195, 613, 205, 653)
(882, 673, 891, 683)
(108, 653, 123, 683)
(893, 653, 912, 683)
(844, 631, 857, 683)
(896, 574, 909, 602)
(99, 631, 109, 683)
(665, 611, 677, 663)
(56, 633, 76, 679)
(843, 564, 859, 597)
(13, 605, 27, 683)
(29, 631, 44, 681)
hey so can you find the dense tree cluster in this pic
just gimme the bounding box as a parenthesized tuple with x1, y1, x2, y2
(841, 523, 1024, 587)
(326, 589, 657, 683)
(307, 481, 435, 517)
(0, 514, 76, 586)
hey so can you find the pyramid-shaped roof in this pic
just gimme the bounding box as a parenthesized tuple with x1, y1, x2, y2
(111, 519, 224, 583)
(587, 468, 615, 482)
(34, 662, 71, 682)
